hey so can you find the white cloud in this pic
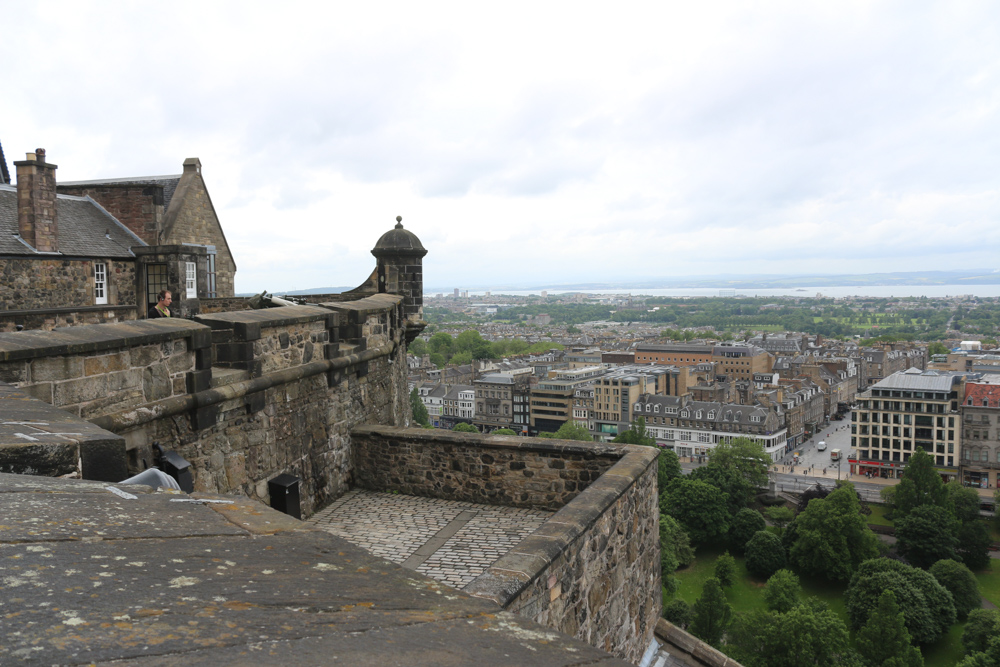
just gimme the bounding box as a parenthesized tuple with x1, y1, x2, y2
(2, 1, 998, 293)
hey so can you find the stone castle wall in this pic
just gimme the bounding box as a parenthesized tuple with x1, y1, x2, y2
(351, 427, 661, 664)
(0, 295, 410, 515)
(0, 257, 136, 331)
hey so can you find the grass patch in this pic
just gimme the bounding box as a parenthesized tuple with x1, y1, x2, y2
(865, 504, 894, 527)
(671, 544, 769, 614)
(921, 621, 968, 667)
(975, 560, 1000, 607)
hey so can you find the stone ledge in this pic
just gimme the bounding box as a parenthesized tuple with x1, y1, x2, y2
(655, 619, 745, 667)
(0, 319, 207, 362)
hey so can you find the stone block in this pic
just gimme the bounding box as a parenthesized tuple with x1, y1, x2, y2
(191, 404, 219, 431)
(0, 361, 28, 384)
(83, 352, 130, 378)
(130, 344, 161, 367)
(21, 382, 53, 404)
(52, 374, 108, 407)
(186, 369, 212, 394)
(167, 352, 194, 374)
(195, 347, 213, 370)
(31, 356, 84, 381)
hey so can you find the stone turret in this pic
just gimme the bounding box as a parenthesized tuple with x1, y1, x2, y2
(371, 216, 427, 343)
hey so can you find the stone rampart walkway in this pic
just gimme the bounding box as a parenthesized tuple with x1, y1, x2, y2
(308, 489, 553, 589)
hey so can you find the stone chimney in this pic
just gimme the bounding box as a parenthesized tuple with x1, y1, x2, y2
(14, 148, 59, 253)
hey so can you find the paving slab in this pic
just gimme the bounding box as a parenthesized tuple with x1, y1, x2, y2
(308, 489, 553, 589)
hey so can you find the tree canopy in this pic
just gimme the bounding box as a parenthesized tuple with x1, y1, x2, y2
(729, 508, 767, 554)
(409, 387, 429, 426)
(855, 590, 924, 667)
(845, 558, 956, 645)
(452, 422, 478, 433)
(893, 448, 948, 519)
(763, 569, 801, 614)
(929, 559, 981, 620)
(727, 600, 850, 667)
(538, 421, 593, 441)
(661, 478, 730, 544)
(787, 483, 881, 583)
(895, 505, 959, 569)
(745, 530, 786, 580)
(689, 578, 732, 648)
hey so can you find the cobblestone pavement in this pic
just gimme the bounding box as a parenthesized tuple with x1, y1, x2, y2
(308, 489, 553, 589)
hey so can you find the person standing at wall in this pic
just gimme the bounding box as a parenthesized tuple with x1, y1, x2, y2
(147, 290, 172, 318)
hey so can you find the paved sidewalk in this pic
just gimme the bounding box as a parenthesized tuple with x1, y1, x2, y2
(308, 489, 553, 589)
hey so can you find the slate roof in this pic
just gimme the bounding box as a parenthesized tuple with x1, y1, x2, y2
(869, 368, 966, 392)
(58, 175, 182, 211)
(0, 184, 145, 258)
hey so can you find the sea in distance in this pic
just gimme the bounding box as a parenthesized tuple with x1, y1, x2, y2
(461, 285, 1000, 299)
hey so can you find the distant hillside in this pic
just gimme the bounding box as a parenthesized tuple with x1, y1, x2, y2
(236, 286, 354, 297)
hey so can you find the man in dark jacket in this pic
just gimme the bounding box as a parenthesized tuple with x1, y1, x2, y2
(148, 290, 172, 318)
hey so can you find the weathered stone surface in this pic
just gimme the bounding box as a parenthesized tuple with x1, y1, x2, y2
(0, 382, 127, 479)
(0, 474, 628, 667)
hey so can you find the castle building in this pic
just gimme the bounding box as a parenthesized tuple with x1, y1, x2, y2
(0, 145, 234, 331)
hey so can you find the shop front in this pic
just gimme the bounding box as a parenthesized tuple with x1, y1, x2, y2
(848, 458, 906, 479)
(962, 468, 993, 489)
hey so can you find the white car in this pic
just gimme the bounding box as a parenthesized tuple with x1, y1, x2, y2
(817, 441, 827, 451)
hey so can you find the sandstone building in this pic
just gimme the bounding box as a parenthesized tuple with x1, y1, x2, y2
(0, 145, 234, 331)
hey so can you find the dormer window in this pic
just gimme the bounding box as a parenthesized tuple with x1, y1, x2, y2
(654, 405, 660, 413)
(708, 410, 716, 419)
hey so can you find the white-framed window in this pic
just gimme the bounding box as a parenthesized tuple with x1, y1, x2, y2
(185, 262, 197, 298)
(94, 262, 108, 305)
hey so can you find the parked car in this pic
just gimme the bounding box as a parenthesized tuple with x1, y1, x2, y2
(817, 441, 827, 451)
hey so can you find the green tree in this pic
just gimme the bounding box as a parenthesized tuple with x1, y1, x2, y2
(846, 558, 956, 645)
(927, 342, 949, 356)
(538, 420, 593, 441)
(689, 578, 732, 648)
(745, 530, 786, 579)
(661, 478, 730, 544)
(727, 601, 850, 667)
(929, 559, 981, 620)
(763, 569, 801, 613)
(729, 508, 767, 554)
(429, 332, 455, 357)
(657, 448, 682, 492)
(455, 329, 484, 352)
(895, 505, 958, 569)
(659, 513, 695, 582)
(452, 422, 478, 433)
(408, 338, 428, 356)
(765, 506, 795, 534)
(662, 599, 691, 628)
(855, 590, 924, 667)
(613, 417, 655, 446)
(410, 387, 429, 426)
(893, 447, 948, 519)
(957, 520, 993, 571)
(788, 483, 881, 583)
(714, 551, 737, 588)
(491, 428, 516, 435)
(962, 609, 1000, 655)
(704, 436, 770, 508)
(449, 350, 474, 366)
(428, 352, 446, 368)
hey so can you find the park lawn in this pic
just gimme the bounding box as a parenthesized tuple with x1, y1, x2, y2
(975, 559, 1000, 606)
(921, 622, 968, 667)
(669, 543, 971, 667)
(670, 544, 768, 614)
(865, 504, 894, 527)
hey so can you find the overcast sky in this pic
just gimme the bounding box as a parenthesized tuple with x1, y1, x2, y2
(3, 2, 999, 294)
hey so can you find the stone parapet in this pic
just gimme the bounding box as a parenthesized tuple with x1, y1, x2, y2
(350, 426, 619, 510)
(349, 426, 661, 664)
(0, 318, 210, 419)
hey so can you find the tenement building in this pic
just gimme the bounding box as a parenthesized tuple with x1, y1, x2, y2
(632, 394, 787, 460)
(960, 375, 1000, 489)
(852, 368, 970, 480)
